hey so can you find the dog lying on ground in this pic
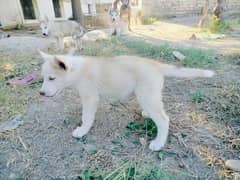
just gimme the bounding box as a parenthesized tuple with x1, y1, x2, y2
(38, 50, 214, 151)
(40, 16, 85, 50)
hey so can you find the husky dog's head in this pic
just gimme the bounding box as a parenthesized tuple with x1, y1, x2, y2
(38, 50, 73, 97)
(108, 8, 119, 22)
(40, 16, 49, 37)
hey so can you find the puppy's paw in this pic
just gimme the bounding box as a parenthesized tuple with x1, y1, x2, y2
(72, 127, 85, 138)
(149, 140, 163, 151)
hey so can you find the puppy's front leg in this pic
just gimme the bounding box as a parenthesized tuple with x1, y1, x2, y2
(72, 94, 99, 138)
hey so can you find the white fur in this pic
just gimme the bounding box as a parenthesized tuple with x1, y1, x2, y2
(40, 17, 84, 50)
(107, 8, 129, 35)
(39, 51, 214, 151)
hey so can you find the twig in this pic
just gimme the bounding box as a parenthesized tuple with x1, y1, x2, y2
(18, 135, 28, 150)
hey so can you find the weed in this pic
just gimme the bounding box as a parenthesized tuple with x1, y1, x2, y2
(179, 48, 215, 67)
(208, 16, 231, 33)
(81, 36, 216, 68)
(191, 91, 204, 103)
(143, 16, 158, 25)
(112, 37, 216, 68)
(75, 160, 194, 180)
(78, 135, 88, 144)
(158, 150, 165, 161)
(126, 117, 157, 138)
(112, 139, 124, 147)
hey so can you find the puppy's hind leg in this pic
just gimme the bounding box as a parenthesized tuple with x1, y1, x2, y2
(135, 83, 169, 151)
(56, 36, 64, 51)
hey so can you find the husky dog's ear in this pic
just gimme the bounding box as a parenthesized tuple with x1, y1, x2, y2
(54, 56, 68, 71)
(38, 49, 53, 61)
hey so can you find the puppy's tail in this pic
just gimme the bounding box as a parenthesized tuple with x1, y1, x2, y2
(159, 64, 214, 78)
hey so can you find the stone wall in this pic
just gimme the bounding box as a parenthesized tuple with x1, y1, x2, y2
(142, 0, 240, 18)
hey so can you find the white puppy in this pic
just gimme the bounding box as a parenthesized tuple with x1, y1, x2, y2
(39, 51, 214, 151)
(107, 8, 129, 35)
(40, 17, 85, 50)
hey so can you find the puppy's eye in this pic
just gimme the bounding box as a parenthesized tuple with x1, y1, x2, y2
(49, 77, 56, 81)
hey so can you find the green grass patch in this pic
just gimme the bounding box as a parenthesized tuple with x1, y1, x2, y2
(75, 160, 197, 180)
(208, 17, 231, 33)
(191, 91, 204, 103)
(113, 37, 216, 68)
(81, 36, 216, 68)
(143, 16, 159, 25)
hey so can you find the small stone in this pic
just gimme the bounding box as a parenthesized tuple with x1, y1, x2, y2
(173, 51, 186, 61)
(225, 160, 240, 172)
(178, 163, 185, 168)
(31, 61, 39, 65)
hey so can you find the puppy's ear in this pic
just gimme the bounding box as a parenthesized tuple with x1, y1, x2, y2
(54, 56, 68, 71)
(38, 49, 52, 61)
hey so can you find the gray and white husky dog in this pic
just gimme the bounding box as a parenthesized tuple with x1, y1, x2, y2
(40, 16, 85, 50)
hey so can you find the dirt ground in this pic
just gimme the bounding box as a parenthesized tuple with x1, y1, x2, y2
(0, 16, 240, 179)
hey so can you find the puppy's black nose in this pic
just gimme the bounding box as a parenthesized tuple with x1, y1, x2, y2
(112, 18, 115, 22)
(42, 33, 47, 36)
(39, 91, 45, 96)
(7, 34, 10, 38)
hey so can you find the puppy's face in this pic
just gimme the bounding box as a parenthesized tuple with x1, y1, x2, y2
(108, 8, 119, 22)
(39, 51, 71, 97)
(40, 20, 49, 37)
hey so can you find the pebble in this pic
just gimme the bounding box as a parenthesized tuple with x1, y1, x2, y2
(172, 51, 186, 61)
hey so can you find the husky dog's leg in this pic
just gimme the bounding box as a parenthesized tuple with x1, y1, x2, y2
(75, 38, 83, 51)
(135, 78, 169, 151)
(56, 36, 64, 51)
(72, 92, 99, 138)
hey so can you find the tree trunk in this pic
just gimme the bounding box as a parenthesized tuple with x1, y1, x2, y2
(213, 0, 225, 22)
(71, 0, 84, 23)
(198, 0, 209, 28)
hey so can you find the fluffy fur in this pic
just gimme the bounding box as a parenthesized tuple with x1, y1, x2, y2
(39, 51, 214, 151)
(40, 17, 85, 50)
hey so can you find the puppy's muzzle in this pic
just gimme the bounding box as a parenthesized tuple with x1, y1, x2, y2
(39, 91, 45, 96)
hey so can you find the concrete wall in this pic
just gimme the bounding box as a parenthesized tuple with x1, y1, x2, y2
(0, 0, 73, 28)
(142, 0, 240, 18)
(0, 0, 23, 28)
